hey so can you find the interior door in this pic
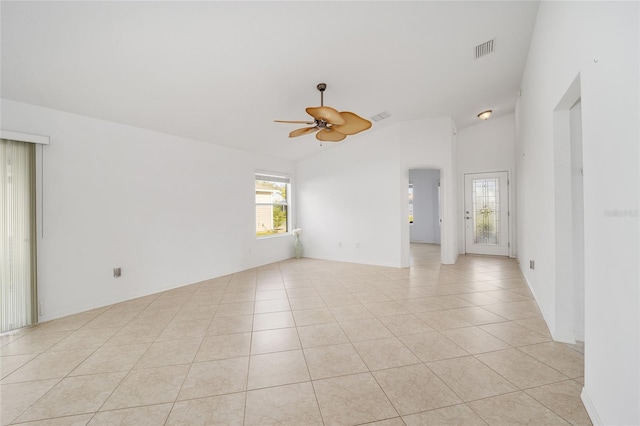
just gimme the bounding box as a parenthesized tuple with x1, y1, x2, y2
(464, 172, 509, 256)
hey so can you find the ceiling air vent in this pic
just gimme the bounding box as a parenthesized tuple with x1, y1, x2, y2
(371, 111, 391, 122)
(475, 39, 495, 59)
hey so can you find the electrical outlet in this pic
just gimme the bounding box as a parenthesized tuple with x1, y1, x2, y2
(529, 260, 535, 269)
(356, 242, 360, 248)
(338, 241, 342, 248)
(113, 267, 122, 278)
(39, 301, 44, 316)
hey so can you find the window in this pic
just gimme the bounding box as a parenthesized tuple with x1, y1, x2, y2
(408, 183, 414, 223)
(255, 173, 290, 238)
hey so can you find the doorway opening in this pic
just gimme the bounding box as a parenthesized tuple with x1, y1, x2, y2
(553, 74, 585, 344)
(408, 168, 442, 266)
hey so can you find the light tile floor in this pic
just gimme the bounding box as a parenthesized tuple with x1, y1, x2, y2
(1, 244, 591, 425)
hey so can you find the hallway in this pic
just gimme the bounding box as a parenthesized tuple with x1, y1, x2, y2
(1, 245, 590, 424)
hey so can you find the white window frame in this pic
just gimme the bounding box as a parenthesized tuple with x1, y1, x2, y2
(255, 173, 291, 239)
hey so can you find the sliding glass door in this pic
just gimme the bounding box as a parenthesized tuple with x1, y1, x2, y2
(1, 138, 37, 332)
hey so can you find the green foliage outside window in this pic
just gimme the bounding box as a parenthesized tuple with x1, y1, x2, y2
(255, 175, 290, 237)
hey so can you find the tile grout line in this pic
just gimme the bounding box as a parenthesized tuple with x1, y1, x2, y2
(1, 248, 589, 425)
(241, 272, 258, 426)
(163, 288, 221, 425)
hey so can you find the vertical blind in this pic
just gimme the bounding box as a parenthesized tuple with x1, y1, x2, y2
(1, 138, 37, 332)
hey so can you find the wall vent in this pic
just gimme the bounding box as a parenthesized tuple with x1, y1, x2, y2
(475, 39, 495, 59)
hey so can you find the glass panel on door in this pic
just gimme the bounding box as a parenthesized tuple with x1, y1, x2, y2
(464, 171, 508, 256)
(472, 177, 500, 246)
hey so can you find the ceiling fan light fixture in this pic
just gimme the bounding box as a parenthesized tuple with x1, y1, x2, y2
(477, 110, 492, 120)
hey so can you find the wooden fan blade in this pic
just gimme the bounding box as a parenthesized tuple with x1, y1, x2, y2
(331, 111, 372, 135)
(289, 127, 318, 138)
(306, 106, 346, 125)
(275, 120, 316, 124)
(316, 129, 346, 142)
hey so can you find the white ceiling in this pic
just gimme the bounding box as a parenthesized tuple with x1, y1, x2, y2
(1, 1, 539, 162)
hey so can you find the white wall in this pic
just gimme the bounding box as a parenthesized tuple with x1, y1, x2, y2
(1, 99, 296, 322)
(297, 117, 458, 268)
(409, 169, 440, 244)
(516, 2, 639, 424)
(295, 125, 403, 267)
(457, 113, 516, 256)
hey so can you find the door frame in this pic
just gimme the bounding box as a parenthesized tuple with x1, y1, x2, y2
(406, 168, 444, 264)
(462, 170, 511, 256)
(552, 74, 584, 344)
(402, 165, 459, 267)
(409, 168, 441, 245)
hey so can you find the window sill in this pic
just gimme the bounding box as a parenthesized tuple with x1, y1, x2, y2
(256, 233, 292, 240)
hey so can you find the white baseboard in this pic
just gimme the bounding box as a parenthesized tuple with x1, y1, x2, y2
(551, 332, 576, 344)
(581, 387, 602, 425)
(517, 268, 555, 336)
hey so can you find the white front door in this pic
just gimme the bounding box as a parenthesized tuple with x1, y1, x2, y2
(464, 172, 509, 256)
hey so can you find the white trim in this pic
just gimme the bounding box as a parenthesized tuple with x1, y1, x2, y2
(255, 171, 292, 183)
(581, 387, 602, 425)
(551, 333, 577, 345)
(1, 130, 50, 145)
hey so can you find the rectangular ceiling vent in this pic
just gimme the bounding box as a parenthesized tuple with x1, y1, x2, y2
(475, 39, 495, 59)
(371, 111, 391, 122)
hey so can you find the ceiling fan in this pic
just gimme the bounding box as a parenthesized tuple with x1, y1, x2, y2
(275, 83, 372, 142)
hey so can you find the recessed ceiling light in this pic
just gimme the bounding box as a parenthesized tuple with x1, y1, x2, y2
(477, 110, 492, 120)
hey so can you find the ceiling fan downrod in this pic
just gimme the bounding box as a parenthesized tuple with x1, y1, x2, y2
(315, 83, 330, 130)
(317, 83, 326, 107)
